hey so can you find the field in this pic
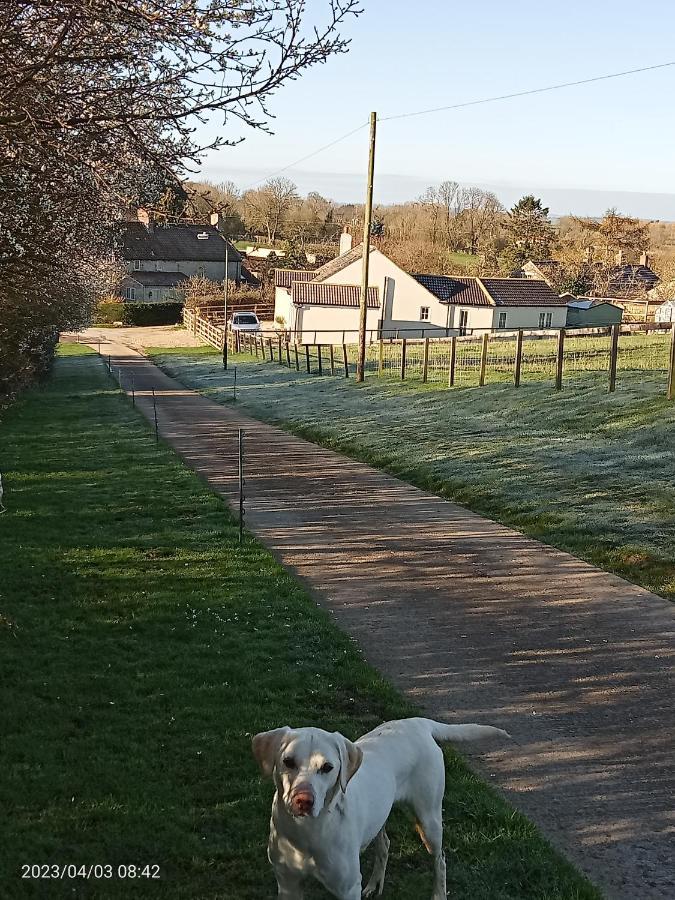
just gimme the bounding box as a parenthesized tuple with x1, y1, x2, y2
(0, 345, 598, 898)
(148, 341, 675, 603)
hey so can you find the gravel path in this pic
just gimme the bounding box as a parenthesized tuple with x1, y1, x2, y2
(92, 338, 674, 900)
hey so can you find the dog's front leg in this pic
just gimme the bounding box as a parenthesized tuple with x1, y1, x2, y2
(362, 827, 390, 897)
(275, 868, 305, 899)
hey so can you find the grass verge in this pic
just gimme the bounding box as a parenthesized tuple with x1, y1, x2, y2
(147, 344, 675, 603)
(0, 346, 600, 898)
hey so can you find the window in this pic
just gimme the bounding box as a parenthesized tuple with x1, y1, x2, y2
(420, 306, 430, 321)
(124, 287, 135, 300)
(539, 312, 553, 329)
(133, 259, 141, 270)
(147, 291, 153, 299)
(498, 312, 507, 329)
(458, 309, 469, 336)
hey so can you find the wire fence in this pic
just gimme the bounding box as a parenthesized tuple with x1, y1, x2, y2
(185, 308, 675, 399)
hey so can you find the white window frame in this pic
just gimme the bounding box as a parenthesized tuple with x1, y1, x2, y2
(133, 259, 141, 271)
(420, 306, 430, 321)
(458, 309, 469, 336)
(124, 287, 136, 300)
(498, 312, 507, 329)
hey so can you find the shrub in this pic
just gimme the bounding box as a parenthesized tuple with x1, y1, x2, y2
(93, 299, 125, 324)
(121, 302, 184, 326)
(93, 299, 184, 326)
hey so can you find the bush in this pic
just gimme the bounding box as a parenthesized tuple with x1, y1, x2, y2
(122, 302, 184, 326)
(93, 299, 184, 326)
(93, 299, 125, 324)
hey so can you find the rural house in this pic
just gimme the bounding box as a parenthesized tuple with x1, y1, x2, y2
(566, 299, 623, 327)
(117, 209, 242, 302)
(414, 275, 568, 333)
(275, 232, 568, 341)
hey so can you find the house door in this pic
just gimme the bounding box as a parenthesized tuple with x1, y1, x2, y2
(458, 309, 469, 336)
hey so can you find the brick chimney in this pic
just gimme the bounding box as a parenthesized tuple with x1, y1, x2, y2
(137, 207, 154, 232)
(339, 226, 353, 256)
(640, 251, 650, 267)
(615, 250, 624, 265)
(210, 212, 220, 228)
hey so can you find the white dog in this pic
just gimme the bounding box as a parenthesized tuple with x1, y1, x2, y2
(252, 716, 509, 899)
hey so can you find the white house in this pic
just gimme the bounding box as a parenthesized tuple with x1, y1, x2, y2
(274, 234, 568, 342)
(655, 300, 675, 324)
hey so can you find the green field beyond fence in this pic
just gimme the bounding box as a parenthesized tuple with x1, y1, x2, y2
(236, 327, 674, 396)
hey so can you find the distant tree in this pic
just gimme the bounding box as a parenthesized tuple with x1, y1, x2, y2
(242, 178, 300, 243)
(572, 209, 650, 262)
(504, 195, 556, 260)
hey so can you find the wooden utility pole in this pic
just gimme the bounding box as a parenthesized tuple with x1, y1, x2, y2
(356, 112, 377, 382)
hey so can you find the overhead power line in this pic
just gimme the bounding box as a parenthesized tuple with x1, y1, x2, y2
(238, 60, 675, 190)
(379, 61, 675, 122)
(242, 121, 368, 190)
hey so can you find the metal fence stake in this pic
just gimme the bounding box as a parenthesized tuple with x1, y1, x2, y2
(152, 388, 159, 445)
(131, 378, 135, 406)
(608, 324, 620, 393)
(233, 366, 237, 402)
(238, 428, 244, 544)
(479, 333, 489, 387)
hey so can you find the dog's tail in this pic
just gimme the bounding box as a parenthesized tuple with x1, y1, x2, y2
(426, 719, 510, 744)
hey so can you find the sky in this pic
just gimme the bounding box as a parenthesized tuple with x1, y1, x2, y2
(197, 0, 675, 218)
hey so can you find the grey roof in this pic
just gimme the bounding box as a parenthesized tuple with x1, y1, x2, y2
(414, 274, 490, 306)
(480, 278, 567, 307)
(274, 269, 316, 288)
(292, 282, 379, 308)
(120, 221, 242, 263)
(311, 245, 369, 282)
(123, 271, 189, 287)
(567, 300, 595, 309)
(608, 264, 659, 292)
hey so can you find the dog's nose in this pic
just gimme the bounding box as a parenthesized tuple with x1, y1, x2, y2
(291, 791, 314, 816)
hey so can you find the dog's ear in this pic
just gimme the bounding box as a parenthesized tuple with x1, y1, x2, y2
(252, 727, 291, 777)
(335, 732, 363, 792)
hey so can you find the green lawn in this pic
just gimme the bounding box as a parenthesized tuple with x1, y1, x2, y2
(0, 345, 599, 899)
(148, 343, 675, 603)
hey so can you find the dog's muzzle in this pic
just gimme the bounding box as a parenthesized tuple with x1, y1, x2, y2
(289, 786, 315, 817)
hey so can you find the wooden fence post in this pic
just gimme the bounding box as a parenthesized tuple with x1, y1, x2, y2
(305, 345, 311, 373)
(342, 344, 349, 378)
(294, 343, 300, 371)
(422, 337, 430, 383)
(608, 324, 620, 393)
(448, 336, 457, 387)
(329, 344, 335, 376)
(378, 339, 384, 375)
(278, 334, 282, 362)
(317, 345, 323, 375)
(400, 339, 407, 380)
(479, 332, 489, 386)
(514, 330, 524, 387)
(286, 341, 291, 368)
(668, 324, 675, 401)
(555, 328, 565, 391)
(268, 338, 273, 361)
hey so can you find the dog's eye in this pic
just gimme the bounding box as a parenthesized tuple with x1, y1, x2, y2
(282, 756, 296, 770)
(320, 762, 334, 774)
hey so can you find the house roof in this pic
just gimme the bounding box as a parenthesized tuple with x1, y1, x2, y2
(123, 271, 189, 287)
(120, 221, 242, 263)
(523, 259, 561, 284)
(274, 269, 316, 288)
(567, 299, 621, 310)
(292, 282, 379, 308)
(414, 274, 490, 306)
(311, 244, 370, 282)
(480, 278, 567, 306)
(608, 264, 659, 292)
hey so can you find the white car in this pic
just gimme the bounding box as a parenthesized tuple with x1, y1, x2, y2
(229, 311, 261, 332)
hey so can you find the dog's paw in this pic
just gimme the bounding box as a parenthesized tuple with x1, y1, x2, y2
(362, 878, 384, 898)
